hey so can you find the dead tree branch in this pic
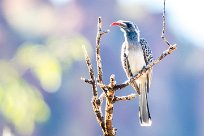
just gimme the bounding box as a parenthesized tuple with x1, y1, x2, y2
(82, 45, 106, 133)
(113, 93, 138, 103)
(81, 1, 176, 135)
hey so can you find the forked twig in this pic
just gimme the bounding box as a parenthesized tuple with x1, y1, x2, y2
(82, 45, 106, 133)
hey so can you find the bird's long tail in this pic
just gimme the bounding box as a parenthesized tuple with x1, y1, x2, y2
(138, 82, 152, 126)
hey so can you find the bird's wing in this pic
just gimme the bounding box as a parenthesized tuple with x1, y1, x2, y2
(140, 38, 153, 91)
(140, 38, 153, 65)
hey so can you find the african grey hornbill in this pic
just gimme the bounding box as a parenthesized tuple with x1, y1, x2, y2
(111, 20, 153, 126)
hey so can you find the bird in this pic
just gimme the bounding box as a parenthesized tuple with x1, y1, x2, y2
(111, 20, 153, 126)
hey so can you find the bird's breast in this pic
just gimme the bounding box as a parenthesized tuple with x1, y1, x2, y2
(127, 45, 146, 74)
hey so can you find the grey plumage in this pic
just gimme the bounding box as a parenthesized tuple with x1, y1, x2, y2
(111, 20, 153, 126)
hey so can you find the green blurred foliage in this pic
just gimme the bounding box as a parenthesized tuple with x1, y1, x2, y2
(0, 61, 50, 135)
(0, 31, 92, 135)
(16, 44, 62, 92)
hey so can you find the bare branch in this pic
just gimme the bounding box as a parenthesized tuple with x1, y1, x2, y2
(113, 93, 138, 103)
(161, 0, 171, 46)
(82, 45, 98, 97)
(113, 81, 129, 90)
(82, 45, 105, 133)
(96, 17, 109, 83)
(81, 77, 93, 84)
(91, 97, 106, 133)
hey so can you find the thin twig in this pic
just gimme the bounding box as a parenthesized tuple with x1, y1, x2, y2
(161, 0, 171, 46)
(81, 77, 93, 84)
(113, 81, 129, 90)
(96, 17, 109, 83)
(82, 45, 98, 97)
(113, 93, 138, 103)
(82, 46, 100, 103)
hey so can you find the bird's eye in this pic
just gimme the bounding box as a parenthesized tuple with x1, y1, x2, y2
(126, 23, 132, 28)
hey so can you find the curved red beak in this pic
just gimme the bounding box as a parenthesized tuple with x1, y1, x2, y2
(110, 21, 126, 27)
(111, 22, 122, 26)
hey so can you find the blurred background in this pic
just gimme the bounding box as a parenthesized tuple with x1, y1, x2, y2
(0, 0, 204, 136)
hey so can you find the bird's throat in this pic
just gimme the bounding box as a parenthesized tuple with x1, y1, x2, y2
(124, 31, 140, 45)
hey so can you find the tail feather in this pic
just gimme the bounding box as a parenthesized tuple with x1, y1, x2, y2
(138, 82, 152, 126)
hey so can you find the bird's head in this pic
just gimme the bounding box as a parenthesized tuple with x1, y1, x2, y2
(111, 20, 140, 34)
